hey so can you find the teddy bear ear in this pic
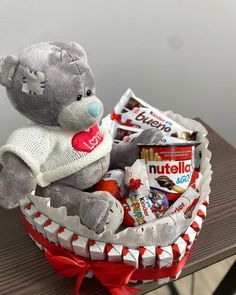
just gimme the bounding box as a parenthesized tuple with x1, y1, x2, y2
(70, 42, 88, 64)
(0, 55, 19, 88)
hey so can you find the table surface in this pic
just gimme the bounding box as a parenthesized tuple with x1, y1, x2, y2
(0, 119, 235, 295)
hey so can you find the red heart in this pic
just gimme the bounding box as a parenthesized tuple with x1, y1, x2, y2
(71, 124, 103, 153)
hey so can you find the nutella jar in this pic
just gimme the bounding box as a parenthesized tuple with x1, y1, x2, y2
(138, 143, 199, 201)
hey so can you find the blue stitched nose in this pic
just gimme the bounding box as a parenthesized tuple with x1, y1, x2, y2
(88, 103, 101, 117)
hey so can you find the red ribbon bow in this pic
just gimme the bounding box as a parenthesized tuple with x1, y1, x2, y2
(45, 247, 140, 295)
(128, 178, 142, 191)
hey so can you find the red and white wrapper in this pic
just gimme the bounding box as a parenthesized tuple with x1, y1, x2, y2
(156, 246, 173, 285)
(203, 195, 209, 207)
(19, 196, 31, 211)
(182, 226, 197, 250)
(163, 187, 200, 217)
(106, 244, 123, 263)
(123, 248, 139, 283)
(43, 220, 60, 244)
(33, 212, 48, 236)
(111, 121, 141, 144)
(96, 169, 126, 201)
(72, 234, 89, 258)
(22, 203, 38, 226)
(172, 237, 187, 278)
(197, 204, 207, 219)
(72, 235, 93, 278)
(58, 227, 74, 251)
(112, 88, 196, 139)
(140, 246, 156, 283)
(191, 215, 203, 233)
(89, 240, 106, 261)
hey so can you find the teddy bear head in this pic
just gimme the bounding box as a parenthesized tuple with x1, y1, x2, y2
(0, 41, 103, 131)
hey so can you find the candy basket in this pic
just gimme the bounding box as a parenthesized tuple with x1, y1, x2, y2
(20, 110, 212, 295)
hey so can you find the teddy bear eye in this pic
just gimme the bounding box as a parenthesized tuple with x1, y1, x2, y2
(77, 95, 82, 101)
(86, 90, 91, 96)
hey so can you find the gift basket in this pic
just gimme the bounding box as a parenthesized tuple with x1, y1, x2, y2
(20, 88, 212, 295)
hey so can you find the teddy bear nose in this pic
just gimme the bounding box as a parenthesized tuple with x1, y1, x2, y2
(88, 103, 102, 117)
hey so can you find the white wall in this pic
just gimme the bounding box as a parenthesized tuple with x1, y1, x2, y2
(0, 0, 235, 146)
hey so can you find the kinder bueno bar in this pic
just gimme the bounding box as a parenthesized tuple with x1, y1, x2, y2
(110, 121, 141, 144)
(106, 243, 123, 263)
(112, 89, 197, 140)
(58, 227, 74, 251)
(33, 212, 48, 236)
(191, 215, 203, 233)
(43, 220, 60, 244)
(163, 187, 200, 217)
(160, 135, 191, 145)
(182, 226, 197, 250)
(23, 203, 38, 226)
(72, 234, 89, 258)
(197, 204, 207, 219)
(89, 240, 106, 260)
(19, 196, 31, 213)
(139, 143, 197, 201)
(96, 169, 126, 201)
(172, 236, 187, 262)
(172, 237, 187, 279)
(203, 195, 209, 207)
(72, 235, 93, 278)
(110, 120, 189, 146)
(123, 248, 139, 283)
(156, 246, 173, 285)
(140, 246, 156, 283)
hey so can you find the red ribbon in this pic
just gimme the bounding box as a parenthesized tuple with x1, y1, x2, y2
(23, 217, 193, 295)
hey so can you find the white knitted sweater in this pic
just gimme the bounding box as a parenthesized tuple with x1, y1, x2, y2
(0, 123, 112, 187)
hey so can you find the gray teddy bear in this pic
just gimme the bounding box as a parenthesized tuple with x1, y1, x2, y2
(0, 41, 161, 234)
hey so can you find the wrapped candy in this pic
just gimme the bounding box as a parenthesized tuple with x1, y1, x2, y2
(139, 143, 200, 201)
(95, 169, 126, 201)
(149, 189, 169, 218)
(111, 89, 197, 140)
(122, 160, 158, 227)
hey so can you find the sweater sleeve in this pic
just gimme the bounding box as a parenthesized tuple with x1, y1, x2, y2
(0, 125, 51, 177)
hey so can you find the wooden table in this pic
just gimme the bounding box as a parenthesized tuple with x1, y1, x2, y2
(0, 119, 235, 295)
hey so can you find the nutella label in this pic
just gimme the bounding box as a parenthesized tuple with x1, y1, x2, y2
(139, 144, 196, 201)
(147, 160, 193, 194)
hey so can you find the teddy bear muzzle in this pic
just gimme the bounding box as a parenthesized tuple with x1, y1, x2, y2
(57, 95, 104, 132)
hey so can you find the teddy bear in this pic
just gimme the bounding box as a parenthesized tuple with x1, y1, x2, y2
(0, 41, 161, 234)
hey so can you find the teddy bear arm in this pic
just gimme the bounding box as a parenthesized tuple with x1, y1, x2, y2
(110, 143, 139, 170)
(0, 152, 36, 209)
(110, 129, 164, 170)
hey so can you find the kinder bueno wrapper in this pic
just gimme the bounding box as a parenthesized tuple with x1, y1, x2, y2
(96, 169, 126, 201)
(111, 120, 190, 146)
(111, 121, 142, 144)
(112, 89, 197, 140)
(139, 143, 198, 201)
(163, 187, 200, 218)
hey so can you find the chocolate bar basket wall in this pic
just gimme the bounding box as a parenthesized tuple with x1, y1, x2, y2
(0, 42, 212, 294)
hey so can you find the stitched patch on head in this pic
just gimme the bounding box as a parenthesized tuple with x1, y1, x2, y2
(22, 68, 45, 96)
